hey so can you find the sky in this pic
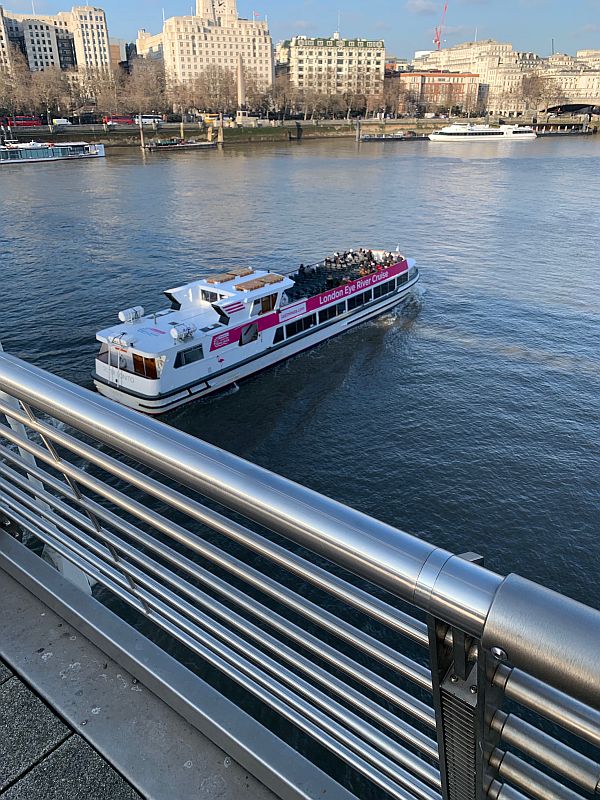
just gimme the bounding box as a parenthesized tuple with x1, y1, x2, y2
(8, 0, 600, 58)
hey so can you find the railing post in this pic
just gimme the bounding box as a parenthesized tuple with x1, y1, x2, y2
(427, 552, 487, 800)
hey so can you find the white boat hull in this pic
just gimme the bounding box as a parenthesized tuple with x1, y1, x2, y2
(94, 275, 419, 415)
(428, 133, 536, 142)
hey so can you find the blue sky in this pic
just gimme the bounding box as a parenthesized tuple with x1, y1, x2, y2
(10, 0, 600, 58)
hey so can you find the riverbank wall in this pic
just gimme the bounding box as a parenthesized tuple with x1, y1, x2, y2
(5, 114, 598, 148)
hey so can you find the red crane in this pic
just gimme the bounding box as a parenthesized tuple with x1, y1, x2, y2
(433, 2, 448, 50)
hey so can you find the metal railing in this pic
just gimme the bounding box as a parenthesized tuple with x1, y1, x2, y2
(0, 350, 599, 800)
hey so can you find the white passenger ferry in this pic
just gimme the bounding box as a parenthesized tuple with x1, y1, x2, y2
(93, 249, 420, 414)
(0, 140, 105, 164)
(428, 124, 536, 142)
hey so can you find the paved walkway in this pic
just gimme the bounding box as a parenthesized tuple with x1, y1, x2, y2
(0, 658, 141, 799)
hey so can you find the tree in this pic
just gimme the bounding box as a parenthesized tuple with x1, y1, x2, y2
(30, 68, 71, 123)
(193, 65, 236, 113)
(121, 59, 166, 115)
(0, 47, 33, 116)
(520, 74, 565, 114)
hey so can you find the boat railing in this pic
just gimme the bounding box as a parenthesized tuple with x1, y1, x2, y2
(1, 349, 599, 800)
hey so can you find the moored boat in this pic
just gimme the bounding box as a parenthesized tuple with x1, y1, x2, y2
(145, 138, 217, 151)
(429, 123, 536, 142)
(361, 132, 428, 142)
(0, 140, 105, 164)
(93, 249, 420, 414)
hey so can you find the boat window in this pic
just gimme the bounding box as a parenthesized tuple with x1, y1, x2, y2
(319, 306, 335, 324)
(144, 358, 158, 380)
(285, 313, 316, 338)
(174, 345, 204, 368)
(239, 322, 259, 346)
(133, 353, 159, 378)
(347, 292, 367, 311)
(374, 280, 395, 299)
(261, 294, 277, 315)
(202, 290, 218, 303)
(97, 342, 109, 363)
(363, 289, 373, 303)
(250, 299, 262, 317)
(397, 273, 408, 287)
(164, 292, 181, 311)
(273, 326, 284, 344)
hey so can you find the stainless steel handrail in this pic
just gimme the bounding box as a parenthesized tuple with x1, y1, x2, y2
(1, 352, 600, 709)
(2, 350, 600, 800)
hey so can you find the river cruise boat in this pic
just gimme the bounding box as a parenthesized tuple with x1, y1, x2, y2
(428, 124, 536, 142)
(93, 249, 420, 414)
(0, 140, 105, 164)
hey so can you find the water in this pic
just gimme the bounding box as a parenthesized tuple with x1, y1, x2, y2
(1, 136, 599, 611)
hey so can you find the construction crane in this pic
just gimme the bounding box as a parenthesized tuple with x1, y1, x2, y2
(433, 2, 448, 50)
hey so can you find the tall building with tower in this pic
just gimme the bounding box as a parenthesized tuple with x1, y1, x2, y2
(137, 0, 273, 89)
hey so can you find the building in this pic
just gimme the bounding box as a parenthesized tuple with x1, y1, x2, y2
(412, 39, 600, 114)
(0, 7, 11, 69)
(137, 0, 273, 89)
(396, 70, 480, 113)
(577, 50, 600, 69)
(275, 33, 385, 97)
(0, 5, 110, 72)
(109, 37, 127, 67)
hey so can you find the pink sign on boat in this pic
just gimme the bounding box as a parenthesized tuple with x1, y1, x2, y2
(209, 259, 408, 352)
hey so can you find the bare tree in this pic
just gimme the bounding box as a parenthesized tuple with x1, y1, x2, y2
(193, 65, 236, 113)
(30, 67, 71, 123)
(122, 59, 166, 115)
(0, 47, 33, 116)
(520, 73, 564, 114)
(269, 72, 295, 120)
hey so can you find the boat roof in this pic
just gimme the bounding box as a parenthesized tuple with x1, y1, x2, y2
(96, 268, 294, 355)
(1, 140, 92, 149)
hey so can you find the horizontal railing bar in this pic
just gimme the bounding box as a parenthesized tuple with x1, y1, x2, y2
(113, 550, 442, 797)
(0, 399, 427, 648)
(0, 356, 502, 637)
(0, 450, 436, 734)
(3, 504, 438, 800)
(490, 749, 587, 800)
(0, 465, 439, 756)
(0, 426, 432, 691)
(492, 710, 600, 794)
(487, 780, 532, 800)
(0, 408, 428, 648)
(495, 665, 600, 749)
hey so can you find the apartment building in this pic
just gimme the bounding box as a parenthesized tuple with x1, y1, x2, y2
(276, 33, 385, 97)
(0, 5, 110, 72)
(137, 0, 273, 89)
(397, 71, 480, 112)
(413, 40, 600, 114)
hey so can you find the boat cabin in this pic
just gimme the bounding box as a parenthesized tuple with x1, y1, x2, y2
(96, 267, 294, 383)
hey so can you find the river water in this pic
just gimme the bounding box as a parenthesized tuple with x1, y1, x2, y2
(1, 135, 599, 611)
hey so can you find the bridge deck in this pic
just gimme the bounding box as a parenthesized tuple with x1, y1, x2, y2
(0, 567, 276, 800)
